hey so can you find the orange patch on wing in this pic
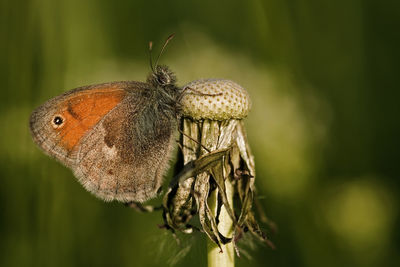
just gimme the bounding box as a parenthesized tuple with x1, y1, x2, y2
(56, 88, 125, 151)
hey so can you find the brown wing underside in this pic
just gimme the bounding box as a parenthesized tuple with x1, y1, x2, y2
(30, 82, 133, 166)
(73, 93, 177, 203)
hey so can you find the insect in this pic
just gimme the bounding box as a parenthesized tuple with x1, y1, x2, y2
(29, 34, 181, 203)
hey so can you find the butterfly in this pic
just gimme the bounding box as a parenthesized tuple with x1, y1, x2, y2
(29, 34, 181, 203)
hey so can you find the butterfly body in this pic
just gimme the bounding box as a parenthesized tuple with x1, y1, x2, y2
(30, 65, 181, 202)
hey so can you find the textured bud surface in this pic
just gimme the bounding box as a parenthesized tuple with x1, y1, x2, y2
(180, 79, 251, 120)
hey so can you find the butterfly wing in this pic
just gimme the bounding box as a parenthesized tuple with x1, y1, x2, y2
(74, 90, 176, 202)
(30, 82, 128, 166)
(30, 81, 176, 202)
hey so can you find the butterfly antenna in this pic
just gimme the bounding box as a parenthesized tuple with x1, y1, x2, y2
(155, 33, 175, 68)
(149, 41, 155, 72)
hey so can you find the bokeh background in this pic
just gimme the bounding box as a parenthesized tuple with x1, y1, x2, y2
(1, 0, 399, 266)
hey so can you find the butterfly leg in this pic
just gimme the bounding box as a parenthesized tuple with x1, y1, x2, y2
(125, 201, 162, 213)
(178, 86, 223, 103)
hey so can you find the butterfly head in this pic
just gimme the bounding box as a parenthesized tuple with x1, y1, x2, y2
(147, 34, 177, 90)
(148, 65, 176, 88)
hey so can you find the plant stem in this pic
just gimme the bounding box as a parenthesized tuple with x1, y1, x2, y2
(207, 178, 235, 267)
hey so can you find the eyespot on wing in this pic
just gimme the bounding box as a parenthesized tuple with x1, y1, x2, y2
(29, 83, 128, 163)
(55, 88, 125, 151)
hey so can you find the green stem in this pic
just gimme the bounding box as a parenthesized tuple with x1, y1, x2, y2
(207, 179, 235, 267)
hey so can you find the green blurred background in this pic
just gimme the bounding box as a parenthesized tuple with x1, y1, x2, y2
(1, 0, 399, 266)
